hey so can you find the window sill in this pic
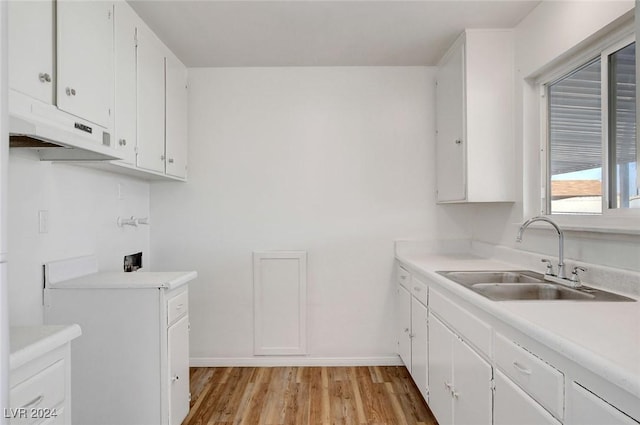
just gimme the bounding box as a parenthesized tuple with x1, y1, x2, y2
(517, 215, 640, 236)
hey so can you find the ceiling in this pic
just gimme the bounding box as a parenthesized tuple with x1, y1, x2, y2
(128, 0, 541, 67)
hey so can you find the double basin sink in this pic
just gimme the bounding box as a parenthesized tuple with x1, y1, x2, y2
(436, 270, 634, 302)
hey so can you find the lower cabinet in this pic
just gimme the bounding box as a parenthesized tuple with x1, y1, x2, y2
(428, 313, 492, 425)
(411, 297, 428, 401)
(567, 382, 640, 425)
(168, 315, 190, 425)
(396, 283, 412, 371)
(494, 369, 561, 425)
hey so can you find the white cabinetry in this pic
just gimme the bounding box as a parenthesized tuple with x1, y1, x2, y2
(428, 313, 492, 425)
(165, 51, 189, 179)
(568, 383, 639, 425)
(44, 270, 196, 425)
(494, 370, 561, 425)
(114, 1, 139, 165)
(8, 0, 54, 104)
(435, 29, 515, 203)
(57, 1, 114, 128)
(411, 296, 428, 401)
(396, 283, 412, 371)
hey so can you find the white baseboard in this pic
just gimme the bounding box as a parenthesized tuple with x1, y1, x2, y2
(190, 355, 403, 367)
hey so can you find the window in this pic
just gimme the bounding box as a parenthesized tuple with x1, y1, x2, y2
(543, 36, 637, 216)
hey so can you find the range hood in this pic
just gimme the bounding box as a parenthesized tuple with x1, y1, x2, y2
(9, 90, 123, 161)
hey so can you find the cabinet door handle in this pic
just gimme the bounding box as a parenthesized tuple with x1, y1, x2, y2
(454, 139, 462, 144)
(65, 87, 76, 96)
(39, 73, 51, 83)
(404, 327, 409, 333)
(119, 139, 127, 147)
(168, 158, 174, 164)
(171, 375, 180, 382)
(512, 361, 532, 375)
(161, 155, 166, 160)
(452, 390, 460, 399)
(21, 395, 44, 409)
(176, 303, 184, 310)
(444, 381, 453, 392)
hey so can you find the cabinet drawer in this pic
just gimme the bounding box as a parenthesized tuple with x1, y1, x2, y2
(411, 276, 427, 306)
(10, 360, 65, 423)
(495, 333, 564, 420)
(429, 287, 491, 356)
(494, 369, 561, 425)
(398, 266, 411, 289)
(168, 290, 189, 325)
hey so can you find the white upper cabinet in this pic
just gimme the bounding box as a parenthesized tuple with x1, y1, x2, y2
(136, 22, 167, 174)
(114, 1, 139, 165)
(435, 29, 515, 203)
(165, 52, 189, 179)
(8, 0, 54, 104)
(57, 1, 114, 129)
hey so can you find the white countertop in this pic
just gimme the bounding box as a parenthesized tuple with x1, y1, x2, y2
(396, 252, 640, 399)
(10, 325, 82, 370)
(46, 270, 198, 290)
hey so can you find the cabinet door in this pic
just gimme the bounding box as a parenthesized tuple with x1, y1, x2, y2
(452, 337, 492, 425)
(494, 370, 561, 425)
(436, 40, 466, 202)
(568, 382, 639, 425)
(136, 23, 166, 173)
(8, 0, 54, 104)
(57, 1, 114, 128)
(397, 285, 412, 371)
(428, 313, 453, 425)
(168, 315, 190, 425)
(411, 298, 428, 401)
(165, 52, 188, 179)
(114, 2, 138, 165)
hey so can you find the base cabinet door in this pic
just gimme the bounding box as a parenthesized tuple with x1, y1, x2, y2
(168, 315, 190, 425)
(494, 370, 561, 425)
(411, 298, 428, 401)
(397, 285, 412, 371)
(452, 337, 492, 425)
(429, 313, 454, 425)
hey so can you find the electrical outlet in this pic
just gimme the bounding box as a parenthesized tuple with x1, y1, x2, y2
(38, 210, 49, 233)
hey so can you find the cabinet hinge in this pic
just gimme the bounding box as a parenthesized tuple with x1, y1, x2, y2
(490, 379, 496, 393)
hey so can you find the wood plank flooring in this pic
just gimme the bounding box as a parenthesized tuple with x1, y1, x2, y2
(183, 366, 437, 425)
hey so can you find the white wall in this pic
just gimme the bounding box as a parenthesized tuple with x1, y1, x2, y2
(150, 66, 471, 362)
(8, 151, 150, 325)
(470, 1, 640, 272)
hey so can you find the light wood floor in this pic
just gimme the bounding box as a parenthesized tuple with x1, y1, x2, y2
(182, 366, 437, 425)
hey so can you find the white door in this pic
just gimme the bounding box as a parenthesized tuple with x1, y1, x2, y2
(452, 337, 492, 425)
(57, 1, 114, 128)
(411, 298, 428, 401)
(494, 370, 561, 425)
(428, 313, 453, 425)
(114, 2, 138, 165)
(436, 40, 466, 202)
(397, 285, 412, 371)
(568, 382, 639, 425)
(168, 315, 190, 425)
(8, 0, 54, 104)
(136, 22, 166, 173)
(165, 52, 188, 179)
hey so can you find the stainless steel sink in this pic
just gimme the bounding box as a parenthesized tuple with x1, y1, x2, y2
(437, 270, 635, 302)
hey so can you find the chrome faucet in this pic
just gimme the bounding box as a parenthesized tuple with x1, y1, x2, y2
(516, 216, 566, 280)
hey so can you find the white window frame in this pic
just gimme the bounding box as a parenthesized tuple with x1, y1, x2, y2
(537, 24, 639, 231)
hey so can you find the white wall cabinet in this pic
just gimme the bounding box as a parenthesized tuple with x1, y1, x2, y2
(165, 51, 189, 179)
(435, 29, 515, 203)
(568, 382, 640, 425)
(114, 1, 139, 165)
(57, 1, 114, 129)
(428, 313, 492, 425)
(8, 0, 54, 105)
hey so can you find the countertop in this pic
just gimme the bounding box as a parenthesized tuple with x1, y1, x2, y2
(46, 270, 198, 290)
(10, 325, 82, 370)
(396, 252, 640, 399)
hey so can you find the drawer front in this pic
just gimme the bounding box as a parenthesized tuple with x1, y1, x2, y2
(168, 289, 189, 325)
(429, 287, 491, 356)
(494, 370, 562, 425)
(411, 275, 427, 306)
(495, 333, 564, 420)
(10, 360, 65, 424)
(398, 266, 411, 289)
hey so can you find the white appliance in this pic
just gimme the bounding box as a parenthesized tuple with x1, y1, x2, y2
(0, 2, 11, 423)
(43, 256, 197, 425)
